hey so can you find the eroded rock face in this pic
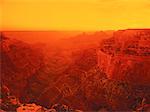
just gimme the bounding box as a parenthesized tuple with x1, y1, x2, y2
(98, 29, 150, 85)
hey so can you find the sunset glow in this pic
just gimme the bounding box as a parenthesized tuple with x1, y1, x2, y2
(1, 0, 150, 30)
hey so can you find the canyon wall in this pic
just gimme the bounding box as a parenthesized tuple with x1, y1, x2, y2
(1, 30, 150, 111)
(98, 29, 150, 85)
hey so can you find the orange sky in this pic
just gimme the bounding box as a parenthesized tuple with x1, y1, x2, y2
(1, 0, 150, 31)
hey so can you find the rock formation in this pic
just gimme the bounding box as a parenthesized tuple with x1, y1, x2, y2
(98, 29, 150, 85)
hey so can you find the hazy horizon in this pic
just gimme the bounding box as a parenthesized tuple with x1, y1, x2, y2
(1, 0, 150, 30)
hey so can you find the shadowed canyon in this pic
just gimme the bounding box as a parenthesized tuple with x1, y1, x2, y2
(0, 29, 150, 112)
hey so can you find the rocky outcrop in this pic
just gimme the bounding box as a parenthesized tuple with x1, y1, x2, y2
(0, 85, 83, 112)
(98, 29, 150, 85)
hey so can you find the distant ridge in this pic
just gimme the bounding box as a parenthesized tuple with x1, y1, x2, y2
(119, 28, 150, 31)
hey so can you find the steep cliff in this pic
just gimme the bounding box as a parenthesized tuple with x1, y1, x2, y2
(98, 29, 150, 86)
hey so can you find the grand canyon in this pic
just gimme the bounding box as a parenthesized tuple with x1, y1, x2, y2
(0, 29, 150, 112)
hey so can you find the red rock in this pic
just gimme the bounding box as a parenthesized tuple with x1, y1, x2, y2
(98, 29, 150, 85)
